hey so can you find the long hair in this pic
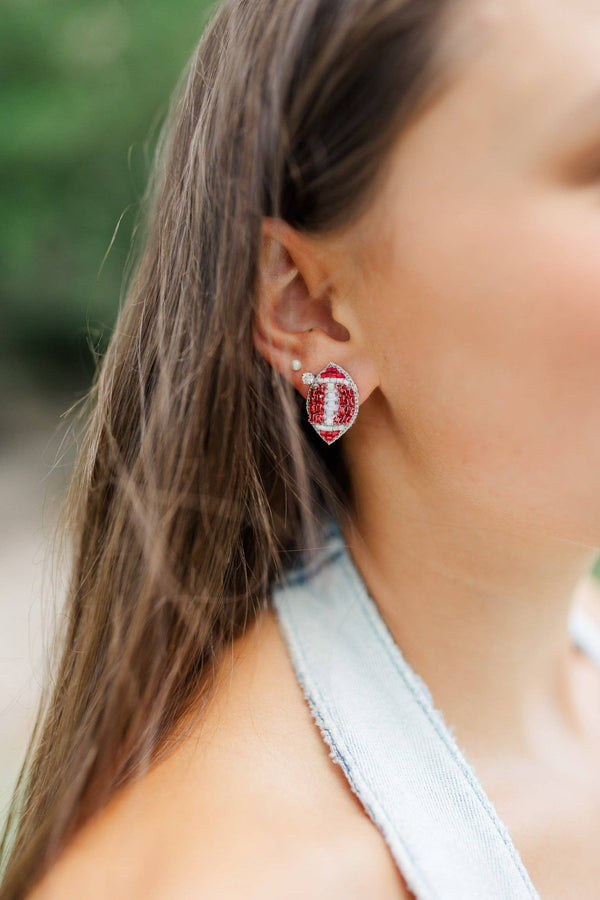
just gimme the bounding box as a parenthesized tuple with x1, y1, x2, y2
(1, 0, 462, 895)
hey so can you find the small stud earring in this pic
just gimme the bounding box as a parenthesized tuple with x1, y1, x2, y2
(291, 359, 302, 371)
(301, 362, 359, 445)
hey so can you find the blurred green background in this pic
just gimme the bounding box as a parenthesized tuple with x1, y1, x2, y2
(1, 0, 212, 392)
(1, 0, 213, 827)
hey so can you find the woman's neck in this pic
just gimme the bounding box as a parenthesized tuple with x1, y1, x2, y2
(340, 425, 600, 767)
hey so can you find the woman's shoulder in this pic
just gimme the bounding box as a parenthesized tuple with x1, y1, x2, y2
(28, 606, 413, 899)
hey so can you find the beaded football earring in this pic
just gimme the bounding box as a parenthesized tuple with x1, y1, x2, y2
(292, 360, 359, 445)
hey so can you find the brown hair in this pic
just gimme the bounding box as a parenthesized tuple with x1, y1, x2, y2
(0, 0, 465, 895)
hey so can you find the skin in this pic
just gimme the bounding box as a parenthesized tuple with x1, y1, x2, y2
(30, 0, 600, 897)
(256, 0, 600, 893)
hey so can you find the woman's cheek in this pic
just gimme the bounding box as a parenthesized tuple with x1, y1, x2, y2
(379, 210, 600, 510)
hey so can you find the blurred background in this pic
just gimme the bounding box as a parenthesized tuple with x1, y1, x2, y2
(1, 0, 212, 828)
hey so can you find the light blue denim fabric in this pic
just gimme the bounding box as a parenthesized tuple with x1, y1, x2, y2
(271, 516, 600, 900)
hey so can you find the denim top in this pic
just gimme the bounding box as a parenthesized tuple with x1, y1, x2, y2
(271, 516, 600, 900)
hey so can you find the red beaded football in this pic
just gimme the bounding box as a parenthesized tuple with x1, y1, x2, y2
(301, 362, 359, 444)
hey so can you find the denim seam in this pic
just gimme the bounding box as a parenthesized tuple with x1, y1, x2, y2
(278, 595, 440, 900)
(341, 551, 540, 899)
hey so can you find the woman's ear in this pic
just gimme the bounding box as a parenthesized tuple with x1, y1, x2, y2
(253, 217, 379, 403)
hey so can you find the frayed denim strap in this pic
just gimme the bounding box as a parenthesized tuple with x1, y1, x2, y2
(272, 525, 542, 900)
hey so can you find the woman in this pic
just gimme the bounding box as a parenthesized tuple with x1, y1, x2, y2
(3, 0, 600, 896)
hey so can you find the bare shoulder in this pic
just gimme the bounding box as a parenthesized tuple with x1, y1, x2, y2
(28, 606, 413, 900)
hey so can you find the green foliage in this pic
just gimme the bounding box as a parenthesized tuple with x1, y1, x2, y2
(0, 0, 213, 384)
